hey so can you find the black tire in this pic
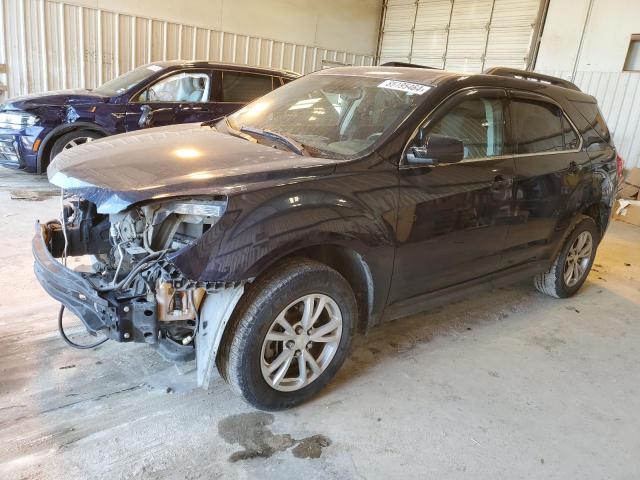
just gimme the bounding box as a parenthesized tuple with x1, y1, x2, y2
(217, 258, 356, 410)
(534, 215, 600, 298)
(49, 129, 103, 164)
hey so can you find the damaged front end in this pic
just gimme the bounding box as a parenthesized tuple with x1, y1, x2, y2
(33, 193, 243, 374)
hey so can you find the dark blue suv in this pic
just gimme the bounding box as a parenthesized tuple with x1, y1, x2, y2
(0, 61, 298, 172)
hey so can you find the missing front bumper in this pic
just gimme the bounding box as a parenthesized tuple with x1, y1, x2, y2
(33, 220, 247, 372)
(32, 221, 157, 343)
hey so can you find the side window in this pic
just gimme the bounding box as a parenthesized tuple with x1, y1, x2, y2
(570, 100, 610, 142)
(510, 99, 578, 154)
(423, 96, 506, 160)
(562, 117, 580, 150)
(222, 72, 273, 102)
(137, 72, 210, 102)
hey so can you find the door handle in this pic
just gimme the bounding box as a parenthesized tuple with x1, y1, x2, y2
(138, 104, 153, 128)
(568, 161, 579, 174)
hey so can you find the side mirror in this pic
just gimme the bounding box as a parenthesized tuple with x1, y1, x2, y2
(406, 134, 464, 165)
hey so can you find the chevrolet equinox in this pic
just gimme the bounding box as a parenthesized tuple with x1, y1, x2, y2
(33, 66, 621, 410)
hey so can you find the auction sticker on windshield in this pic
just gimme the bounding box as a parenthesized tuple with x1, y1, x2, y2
(378, 79, 431, 95)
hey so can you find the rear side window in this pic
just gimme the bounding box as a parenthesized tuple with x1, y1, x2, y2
(510, 100, 579, 154)
(570, 100, 611, 142)
(426, 97, 506, 160)
(222, 72, 273, 102)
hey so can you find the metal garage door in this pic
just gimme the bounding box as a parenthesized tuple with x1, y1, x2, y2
(379, 0, 543, 72)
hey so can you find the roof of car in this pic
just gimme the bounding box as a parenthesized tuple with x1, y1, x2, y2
(312, 65, 591, 100)
(149, 60, 300, 78)
(312, 66, 460, 85)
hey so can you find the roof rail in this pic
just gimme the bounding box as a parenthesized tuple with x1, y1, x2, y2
(483, 67, 581, 91)
(381, 61, 440, 70)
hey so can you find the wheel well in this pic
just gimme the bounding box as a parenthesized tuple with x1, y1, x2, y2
(276, 245, 373, 333)
(39, 126, 106, 172)
(583, 202, 610, 236)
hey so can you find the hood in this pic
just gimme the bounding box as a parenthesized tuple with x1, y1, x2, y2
(48, 123, 339, 214)
(3, 89, 109, 110)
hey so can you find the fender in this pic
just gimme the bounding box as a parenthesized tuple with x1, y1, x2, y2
(36, 121, 112, 173)
(545, 198, 612, 269)
(171, 173, 400, 325)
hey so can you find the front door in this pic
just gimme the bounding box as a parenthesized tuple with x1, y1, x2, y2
(389, 88, 515, 305)
(125, 70, 216, 131)
(501, 91, 592, 268)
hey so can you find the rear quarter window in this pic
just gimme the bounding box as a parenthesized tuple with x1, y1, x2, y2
(570, 100, 611, 142)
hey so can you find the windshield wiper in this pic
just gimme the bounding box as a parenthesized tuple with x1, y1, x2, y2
(201, 115, 225, 128)
(239, 126, 305, 155)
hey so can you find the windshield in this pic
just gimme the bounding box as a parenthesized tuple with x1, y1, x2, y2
(227, 73, 427, 158)
(93, 64, 164, 96)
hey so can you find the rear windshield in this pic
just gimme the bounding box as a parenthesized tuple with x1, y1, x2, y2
(570, 100, 611, 141)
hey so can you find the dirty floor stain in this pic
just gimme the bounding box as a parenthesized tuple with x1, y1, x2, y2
(9, 189, 58, 201)
(291, 434, 332, 459)
(218, 412, 331, 462)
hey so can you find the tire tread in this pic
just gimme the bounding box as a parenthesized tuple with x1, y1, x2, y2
(534, 215, 599, 298)
(216, 257, 355, 410)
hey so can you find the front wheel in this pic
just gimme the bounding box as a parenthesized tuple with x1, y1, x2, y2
(217, 258, 356, 410)
(534, 215, 600, 298)
(49, 129, 103, 164)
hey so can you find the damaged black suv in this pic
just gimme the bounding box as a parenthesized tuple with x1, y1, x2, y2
(33, 66, 620, 410)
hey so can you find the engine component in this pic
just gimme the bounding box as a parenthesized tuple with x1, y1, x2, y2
(156, 282, 205, 322)
(47, 199, 111, 258)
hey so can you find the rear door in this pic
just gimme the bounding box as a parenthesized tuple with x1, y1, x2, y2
(389, 88, 516, 304)
(125, 70, 215, 131)
(502, 91, 590, 268)
(216, 70, 276, 116)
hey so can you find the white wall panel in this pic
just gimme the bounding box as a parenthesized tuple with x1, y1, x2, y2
(0, 0, 375, 98)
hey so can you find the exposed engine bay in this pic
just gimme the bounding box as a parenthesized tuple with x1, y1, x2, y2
(42, 192, 231, 361)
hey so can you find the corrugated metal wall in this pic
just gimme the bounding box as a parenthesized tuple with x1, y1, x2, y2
(539, 70, 640, 169)
(0, 0, 375, 98)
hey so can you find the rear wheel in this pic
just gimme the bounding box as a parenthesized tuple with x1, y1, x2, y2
(534, 216, 600, 298)
(217, 258, 356, 410)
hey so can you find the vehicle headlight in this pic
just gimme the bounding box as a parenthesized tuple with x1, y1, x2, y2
(139, 197, 228, 251)
(163, 199, 227, 218)
(0, 111, 39, 129)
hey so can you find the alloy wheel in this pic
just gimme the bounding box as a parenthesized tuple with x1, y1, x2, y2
(563, 231, 593, 287)
(260, 293, 342, 392)
(62, 136, 94, 150)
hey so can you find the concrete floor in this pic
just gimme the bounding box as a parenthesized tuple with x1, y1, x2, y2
(1, 168, 639, 479)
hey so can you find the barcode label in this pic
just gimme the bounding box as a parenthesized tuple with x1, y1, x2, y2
(378, 79, 431, 95)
